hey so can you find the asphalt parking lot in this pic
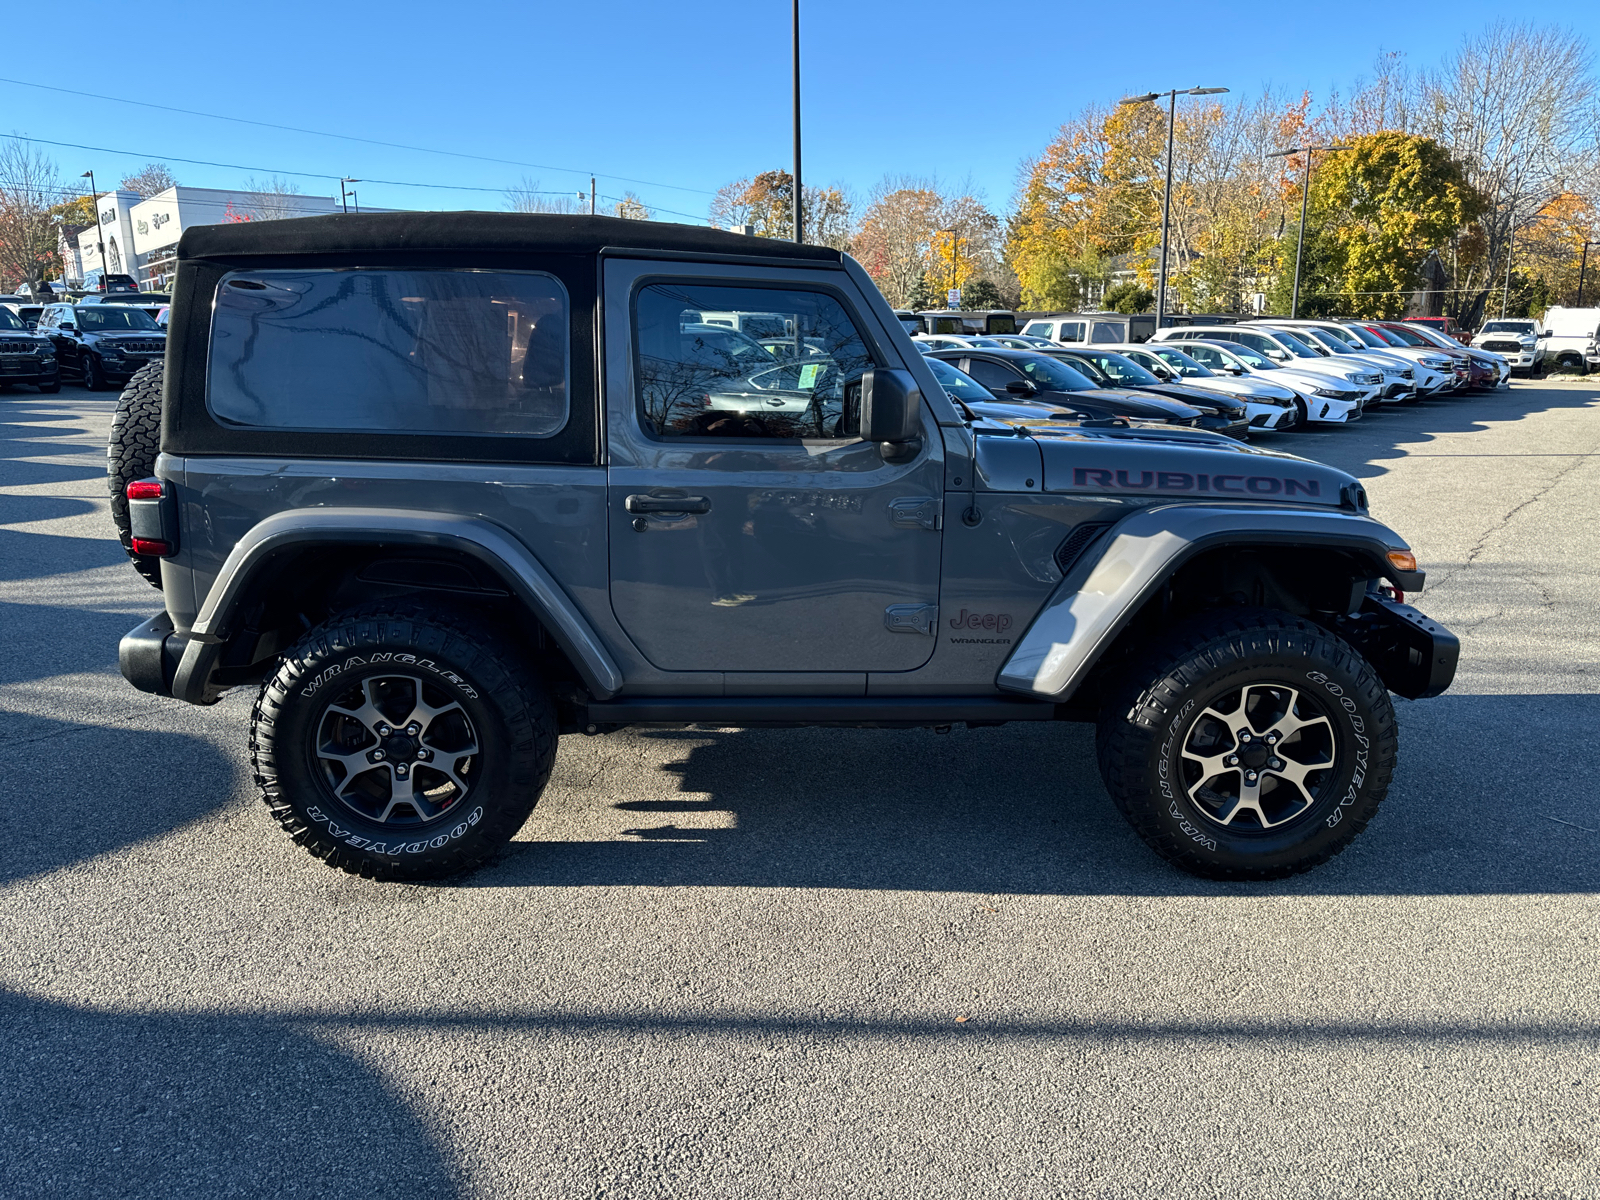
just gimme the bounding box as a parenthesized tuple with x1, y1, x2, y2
(1, 379, 1597, 1199)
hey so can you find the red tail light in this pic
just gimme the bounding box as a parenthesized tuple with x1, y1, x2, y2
(126, 479, 163, 500)
(130, 537, 172, 556)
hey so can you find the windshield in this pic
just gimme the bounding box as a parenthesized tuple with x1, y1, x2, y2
(0, 308, 25, 331)
(1381, 324, 1428, 347)
(1215, 342, 1273, 370)
(1015, 354, 1096, 392)
(1296, 328, 1353, 354)
(1343, 324, 1387, 348)
(1148, 347, 1213, 377)
(924, 356, 996, 403)
(1480, 320, 1534, 335)
(1271, 330, 1324, 358)
(1312, 325, 1364, 350)
(77, 306, 160, 331)
(1068, 350, 1161, 386)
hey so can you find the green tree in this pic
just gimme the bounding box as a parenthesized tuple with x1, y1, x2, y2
(1102, 282, 1153, 313)
(1317, 131, 1488, 318)
(960, 279, 1004, 310)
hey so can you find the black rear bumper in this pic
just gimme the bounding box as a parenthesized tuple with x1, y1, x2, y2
(1334, 595, 1459, 699)
(119, 612, 183, 696)
(120, 612, 225, 704)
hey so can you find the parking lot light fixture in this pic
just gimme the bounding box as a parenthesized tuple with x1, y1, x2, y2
(81, 170, 109, 291)
(1120, 87, 1230, 329)
(340, 178, 361, 215)
(1267, 144, 1351, 318)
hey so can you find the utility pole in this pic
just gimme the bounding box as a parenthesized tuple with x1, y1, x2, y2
(1120, 86, 1229, 328)
(1501, 225, 1516, 318)
(1266, 143, 1351, 319)
(1577, 240, 1600, 306)
(80, 170, 108, 290)
(792, 0, 803, 244)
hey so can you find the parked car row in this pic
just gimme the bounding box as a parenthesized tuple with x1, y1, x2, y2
(0, 293, 169, 392)
(910, 314, 1524, 441)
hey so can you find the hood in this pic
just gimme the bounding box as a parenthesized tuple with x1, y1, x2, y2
(1131, 380, 1247, 414)
(1067, 387, 1200, 419)
(1028, 426, 1357, 508)
(1191, 375, 1296, 401)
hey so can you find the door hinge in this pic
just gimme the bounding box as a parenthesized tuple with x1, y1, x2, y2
(889, 496, 942, 531)
(884, 604, 938, 636)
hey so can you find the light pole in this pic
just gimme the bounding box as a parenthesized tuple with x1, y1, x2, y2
(1120, 86, 1228, 328)
(791, 0, 802, 244)
(1577, 240, 1600, 306)
(80, 170, 109, 290)
(1267, 143, 1350, 318)
(340, 178, 361, 214)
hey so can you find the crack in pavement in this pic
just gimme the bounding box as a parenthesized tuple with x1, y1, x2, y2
(1426, 451, 1597, 592)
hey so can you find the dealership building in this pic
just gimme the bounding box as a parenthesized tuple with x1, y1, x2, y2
(70, 187, 341, 290)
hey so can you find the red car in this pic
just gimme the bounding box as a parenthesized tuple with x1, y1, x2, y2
(1406, 316, 1466, 343)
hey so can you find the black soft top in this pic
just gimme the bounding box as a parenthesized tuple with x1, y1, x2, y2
(177, 211, 844, 264)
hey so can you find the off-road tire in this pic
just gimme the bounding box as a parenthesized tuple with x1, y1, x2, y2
(1096, 608, 1397, 880)
(106, 361, 164, 589)
(251, 605, 558, 880)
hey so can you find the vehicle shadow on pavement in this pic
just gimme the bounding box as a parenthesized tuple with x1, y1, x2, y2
(483, 692, 1599, 897)
(0, 987, 463, 1199)
(1281, 385, 1600, 481)
(0, 712, 238, 887)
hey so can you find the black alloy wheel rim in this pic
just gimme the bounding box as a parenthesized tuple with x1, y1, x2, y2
(1178, 682, 1339, 832)
(312, 673, 480, 827)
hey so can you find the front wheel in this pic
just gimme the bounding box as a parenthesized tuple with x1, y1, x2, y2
(251, 605, 558, 880)
(1097, 609, 1397, 880)
(83, 354, 108, 391)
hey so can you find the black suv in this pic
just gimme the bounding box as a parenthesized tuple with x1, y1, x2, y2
(36, 301, 167, 390)
(108, 212, 1457, 884)
(0, 304, 61, 391)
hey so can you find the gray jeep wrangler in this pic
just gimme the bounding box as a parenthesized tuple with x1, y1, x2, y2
(111, 213, 1458, 882)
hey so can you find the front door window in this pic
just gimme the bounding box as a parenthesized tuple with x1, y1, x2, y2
(607, 273, 944, 674)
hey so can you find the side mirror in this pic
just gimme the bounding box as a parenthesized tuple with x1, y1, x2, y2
(1005, 379, 1038, 397)
(1541, 331, 1552, 339)
(860, 367, 922, 461)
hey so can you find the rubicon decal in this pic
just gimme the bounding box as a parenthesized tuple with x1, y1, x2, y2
(1073, 468, 1321, 497)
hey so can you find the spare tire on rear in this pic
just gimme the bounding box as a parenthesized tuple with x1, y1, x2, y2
(107, 361, 165, 589)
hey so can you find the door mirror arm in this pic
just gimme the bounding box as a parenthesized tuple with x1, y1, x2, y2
(860, 367, 923, 463)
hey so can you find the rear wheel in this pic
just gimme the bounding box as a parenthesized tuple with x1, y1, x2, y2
(251, 605, 558, 880)
(1097, 609, 1397, 880)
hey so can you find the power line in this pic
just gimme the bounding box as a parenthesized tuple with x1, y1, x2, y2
(5, 134, 710, 224)
(0, 75, 718, 197)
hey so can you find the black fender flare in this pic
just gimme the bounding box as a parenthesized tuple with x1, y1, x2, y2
(181, 507, 623, 702)
(997, 503, 1433, 703)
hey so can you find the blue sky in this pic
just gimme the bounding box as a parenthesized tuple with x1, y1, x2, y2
(4, 1, 1595, 223)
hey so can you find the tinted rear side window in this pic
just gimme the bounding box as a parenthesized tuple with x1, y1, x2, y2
(207, 269, 570, 437)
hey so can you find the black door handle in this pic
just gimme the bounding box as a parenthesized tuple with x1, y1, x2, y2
(625, 494, 711, 515)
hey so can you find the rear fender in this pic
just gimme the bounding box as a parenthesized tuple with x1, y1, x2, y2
(996, 503, 1425, 702)
(183, 508, 623, 702)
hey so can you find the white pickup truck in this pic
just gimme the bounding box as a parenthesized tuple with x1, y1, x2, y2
(1470, 318, 1542, 375)
(1534, 307, 1600, 375)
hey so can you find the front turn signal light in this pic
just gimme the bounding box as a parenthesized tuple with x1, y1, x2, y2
(1387, 550, 1418, 573)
